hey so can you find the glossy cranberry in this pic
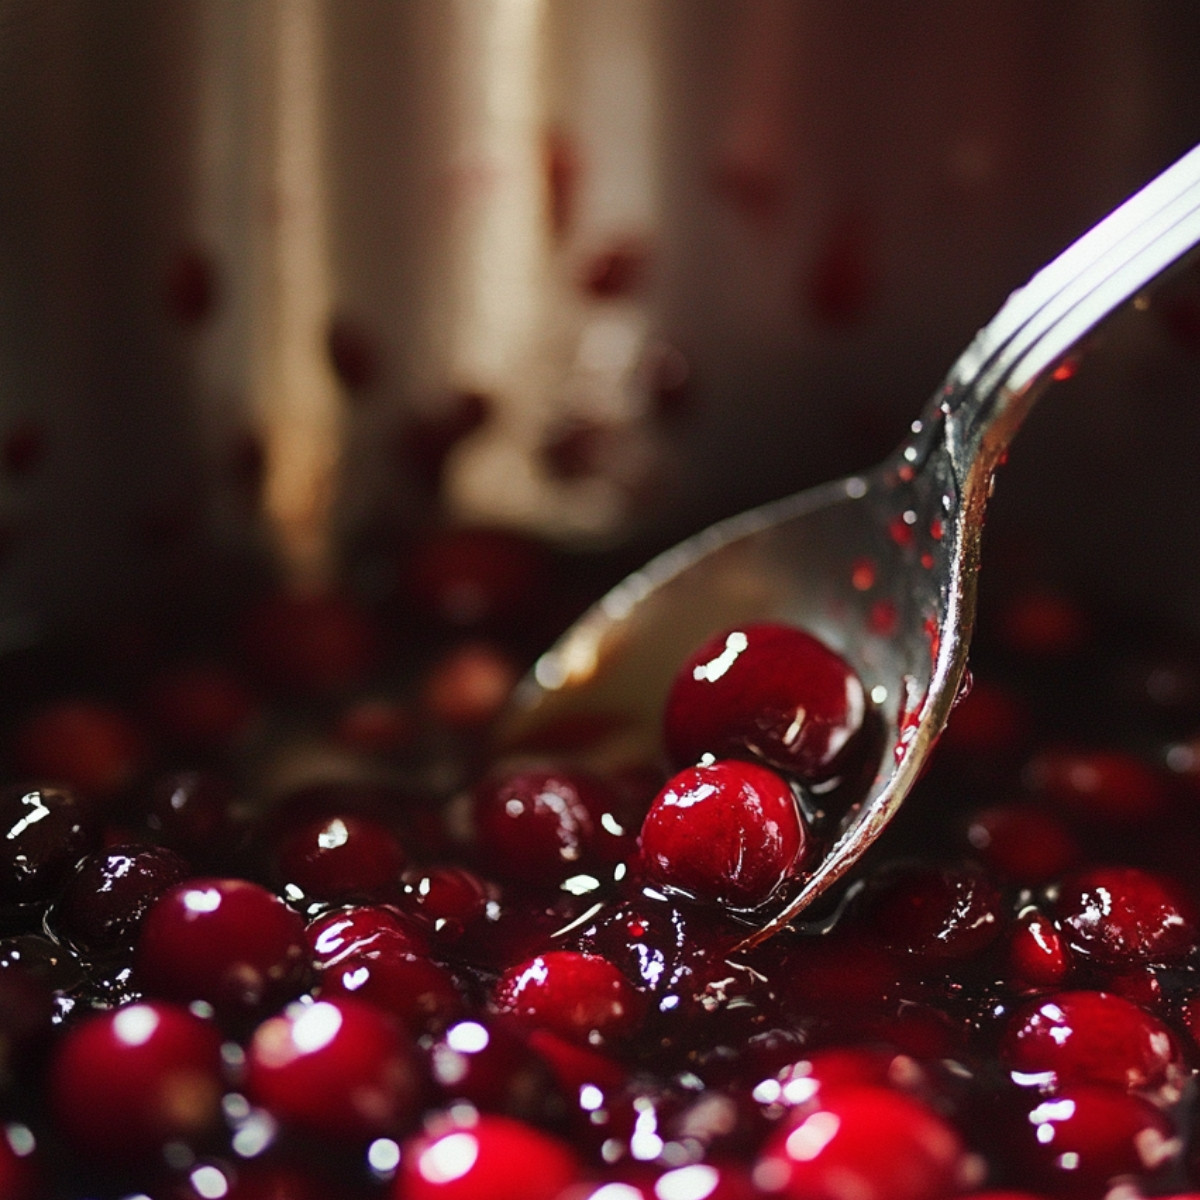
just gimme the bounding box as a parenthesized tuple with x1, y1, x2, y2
(662, 622, 868, 783)
(639, 759, 806, 910)
(755, 1084, 972, 1200)
(320, 944, 462, 1033)
(861, 862, 1005, 959)
(397, 1113, 579, 1200)
(1010, 1084, 1176, 1195)
(405, 526, 552, 630)
(1005, 909, 1073, 990)
(306, 903, 429, 968)
(402, 866, 496, 942)
(1001, 989, 1182, 1094)
(0, 785, 92, 903)
(1055, 865, 1199, 965)
(964, 805, 1080, 884)
(246, 995, 417, 1141)
(472, 767, 633, 888)
(936, 678, 1031, 762)
(47, 1001, 224, 1163)
(239, 589, 379, 694)
(272, 812, 406, 901)
(53, 843, 190, 955)
(1026, 746, 1169, 824)
(492, 950, 643, 1045)
(136, 877, 308, 1021)
(10, 700, 145, 800)
(145, 770, 241, 862)
(421, 641, 521, 729)
(143, 661, 259, 749)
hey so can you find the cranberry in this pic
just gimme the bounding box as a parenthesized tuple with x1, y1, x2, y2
(997, 586, 1091, 658)
(246, 995, 416, 1142)
(143, 661, 259, 749)
(662, 623, 868, 783)
(145, 770, 241, 863)
(47, 1001, 224, 1163)
(402, 866, 496, 942)
(333, 695, 415, 754)
(1025, 746, 1170, 824)
(861, 862, 1005, 960)
(492, 950, 643, 1045)
(964, 805, 1080, 884)
(1004, 909, 1073, 990)
(1054, 865, 1199, 965)
(52, 843, 190, 955)
(0, 785, 92, 903)
(421, 641, 521, 729)
(397, 1113, 579, 1200)
(272, 812, 406, 901)
(10, 700, 145, 800)
(135, 877, 308, 1021)
(306, 904, 429, 968)
(639, 759, 807, 910)
(755, 1084, 973, 1200)
(472, 767, 633, 888)
(1009, 1084, 1176, 1195)
(319, 945, 462, 1033)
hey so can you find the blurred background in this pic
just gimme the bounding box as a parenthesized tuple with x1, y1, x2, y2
(2, 0, 1200, 646)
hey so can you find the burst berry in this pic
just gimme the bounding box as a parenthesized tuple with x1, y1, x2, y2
(663, 623, 867, 783)
(639, 759, 806, 910)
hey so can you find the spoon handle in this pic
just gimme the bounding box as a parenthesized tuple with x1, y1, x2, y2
(938, 143, 1200, 469)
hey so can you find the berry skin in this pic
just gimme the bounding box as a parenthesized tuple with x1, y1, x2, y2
(0, 785, 93, 904)
(272, 812, 406, 902)
(397, 1114, 579, 1200)
(246, 996, 418, 1142)
(1000, 989, 1183, 1094)
(47, 1001, 224, 1164)
(135, 877, 308, 1022)
(1054, 865, 1199, 965)
(663, 623, 868, 783)
(492, 950, 643, 1045)
(639, 759, 806, 910)
(755, 1084, 972, 1200)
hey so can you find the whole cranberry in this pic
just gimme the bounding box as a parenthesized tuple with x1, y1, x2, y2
(246, 996, 417, 1141)
(52, 843, 190, 955)
(472, 767, 633, 888)
(860, 862, 1005, 960)
(1000, 989, 1183, 1094)
(662, 623, 868, 783)
(421, 641, 520, 729)
(639, 759, 807, 910)
(1004, 909, 1073, 990)
(397, 1114, 579, 1200)
(47, 1001, 224, 1164)
(755, 1084, 973, 1200)
(135, 877, 308, 1022)
(0, 785, 93, 903)
(145, 770, 241, 863)
(492, 950, 643, 1045)
(1026, 747, 1169, 824)
(272, 812, 406, 901)
(1055, 865, 1199, 965)
(964, 805, 1080, 885)
(402, 866, 497, 942)
(319, 946, 462, 1033)
(306, 904, 430, 969)
(143, 661, 259, 750)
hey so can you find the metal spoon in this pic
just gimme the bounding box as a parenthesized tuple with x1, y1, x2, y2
(495, 143, 1200, 947)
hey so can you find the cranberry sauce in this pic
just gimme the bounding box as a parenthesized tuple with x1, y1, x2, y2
(3, 525, 1200, 1199)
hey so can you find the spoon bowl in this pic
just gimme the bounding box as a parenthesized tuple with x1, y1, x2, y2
(496, 144, 1200, 945)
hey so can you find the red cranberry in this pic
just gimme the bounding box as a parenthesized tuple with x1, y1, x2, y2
(10, 700, 145, 801)
(402, 866, 497, 942)
(1001, 989, 1183, 1094)
(421, 641, 520, 729)
(639, 760, 806, 910)
(143, 662, 259, 750)
(1055, 865, 1199, 965)
(135, 877, 308, 1021)
(861, 862, 1005, 959)
(998, 586, 1091, 658)
(662, 623, 868, 783)
(306, 903, 429, 969)
(1025, 747, 1169, 824)
(0, 785, 93, 903)
(52, 843, 190, 955)
(272, 812, 406, 901)
(333, 695, 415, 755)
(246, 995, 417, 1141)
(1004, 909, 1073, 990)
(1010, 1084, 1177, 1195)
(47, 1001, 224, 1163)
(755, 1084, 973, 1200)
(936, 679, 1031, 762)
(319, 945, 462, 1033)
(238, 589, 379, 694)
(964, 805, 1080, 885)
(397, 1113, 579, 1200)
(145, 770, 241, 863)
(492, 950, 643, 1045)
(472, 767, 633, 888)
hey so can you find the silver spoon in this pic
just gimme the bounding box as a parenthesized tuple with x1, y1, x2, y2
(495, 143, 1200, 948)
